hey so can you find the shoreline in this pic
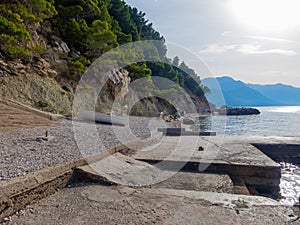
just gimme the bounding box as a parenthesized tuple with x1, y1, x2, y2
(1, 126, 300, 224)
(1, 114, 299, 179)
(1, 101, 299, 223)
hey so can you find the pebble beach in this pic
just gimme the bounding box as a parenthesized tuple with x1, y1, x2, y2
(0, 117, 164, 180)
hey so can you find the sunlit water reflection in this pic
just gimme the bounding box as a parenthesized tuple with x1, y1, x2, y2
(280, 163, 300, 206)
(193, 106, 300, 137)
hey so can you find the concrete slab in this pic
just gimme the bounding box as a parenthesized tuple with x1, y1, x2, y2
(132, 136, 281, 196)
(152, 172, 234, 194)
(7, 185, 299, 225)
(252, 143, 300, 165)
(158, 128, 216, 136)
(75, 151, 239, 194)
(133, 137, 278, 168)
(74, 153, 162, 187)
(77, 152, 235, 193)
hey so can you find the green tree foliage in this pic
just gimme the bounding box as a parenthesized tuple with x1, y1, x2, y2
(145, 57, 211, 98)
(129, 7, 167, 57)
(127, 62, 151, 80)
(53, 0, 118, 62)
(53, 0, 163, 80)
(68, 55, 91, 79)
(108, 0, 139, 41)
(0, 0, 209, 99)
(0, 0, 57, 58)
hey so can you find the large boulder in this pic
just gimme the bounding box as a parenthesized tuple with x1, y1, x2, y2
(93, 68, 131, 115)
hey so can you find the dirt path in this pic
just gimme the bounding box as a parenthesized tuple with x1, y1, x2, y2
(0, 102, 56, 132)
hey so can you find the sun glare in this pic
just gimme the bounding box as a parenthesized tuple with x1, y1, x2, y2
(229, 0, 300, 32)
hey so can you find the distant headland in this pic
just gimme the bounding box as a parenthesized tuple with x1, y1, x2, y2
(202, 76, 300, 108)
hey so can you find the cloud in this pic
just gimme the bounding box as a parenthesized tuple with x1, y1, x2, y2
(199, 43, 298, 56)
(199, 44, 236, 54)
(261, 70, 284, 76)
(221, 31, 232, 36)
(236, 44, 298, 56)
(220, 32, 295, 43)
(246, 36, 295, 43)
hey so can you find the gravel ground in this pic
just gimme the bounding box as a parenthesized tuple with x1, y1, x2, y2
(0, 117, 170, 180)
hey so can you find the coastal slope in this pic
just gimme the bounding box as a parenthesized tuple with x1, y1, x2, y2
(0, 0, 210, 115)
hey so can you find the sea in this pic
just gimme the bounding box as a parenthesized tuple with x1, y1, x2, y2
(199, 106, 300, 137)
(196, 106, 300, 206)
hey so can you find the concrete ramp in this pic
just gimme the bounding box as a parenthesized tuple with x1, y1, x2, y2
(74, 153, 161, 186)
(75, 153, 236, 193)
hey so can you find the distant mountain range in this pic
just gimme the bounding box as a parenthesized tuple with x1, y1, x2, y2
(201, 76, 300, 107)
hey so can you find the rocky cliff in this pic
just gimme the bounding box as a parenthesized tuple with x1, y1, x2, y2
(0, 24, 210, 117)
(0, 23, 73, 114)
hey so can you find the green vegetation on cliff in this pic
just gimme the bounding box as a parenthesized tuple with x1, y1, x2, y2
(0, 0, 209, 108)
(0, 0, 57, 57)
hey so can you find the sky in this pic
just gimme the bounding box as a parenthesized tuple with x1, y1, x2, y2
(126, 0, 300, 87)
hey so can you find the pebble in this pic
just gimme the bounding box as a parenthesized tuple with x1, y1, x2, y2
(36, 136, 48, 142)
(16, 210, 25, 216)
(0, 117, 169, 180)
(3, 217, 11, 222)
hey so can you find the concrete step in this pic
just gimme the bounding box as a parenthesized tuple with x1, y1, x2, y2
(132, 136, 281, 197)
(158, 128, 216, 136)
(152, 171, 234, 194)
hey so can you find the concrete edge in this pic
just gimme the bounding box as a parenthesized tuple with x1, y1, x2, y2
(0, 137, 148, 221)
(0, 98, 65, 121)
(150, 188, 282, 207)
(0, 158, 85, 221)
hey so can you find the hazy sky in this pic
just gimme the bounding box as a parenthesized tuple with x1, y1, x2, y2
(126, 0, 300, 87)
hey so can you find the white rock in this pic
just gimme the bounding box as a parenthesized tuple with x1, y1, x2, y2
(182, 117, 195, 125)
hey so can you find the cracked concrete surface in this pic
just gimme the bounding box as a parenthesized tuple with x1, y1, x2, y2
(6, 185, 300, 225)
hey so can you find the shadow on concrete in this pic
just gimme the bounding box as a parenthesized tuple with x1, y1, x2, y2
(252, 144, 300, 165)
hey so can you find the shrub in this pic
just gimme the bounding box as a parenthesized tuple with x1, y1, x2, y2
(8, 46, 31, 57)
(67, 56, 90, 79)
(33, 44, 45, 55)
(38, 100, 48, 108)
(62, 85, 71, 92)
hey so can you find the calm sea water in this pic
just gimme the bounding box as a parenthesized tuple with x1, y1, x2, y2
(195, 106, 300, 206)
(198, 106, 300, 137)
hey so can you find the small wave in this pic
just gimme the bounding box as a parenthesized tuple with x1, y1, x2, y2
(280, 163, 300, 206)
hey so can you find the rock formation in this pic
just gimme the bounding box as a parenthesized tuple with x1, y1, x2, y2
(217, 106, 261, 116)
